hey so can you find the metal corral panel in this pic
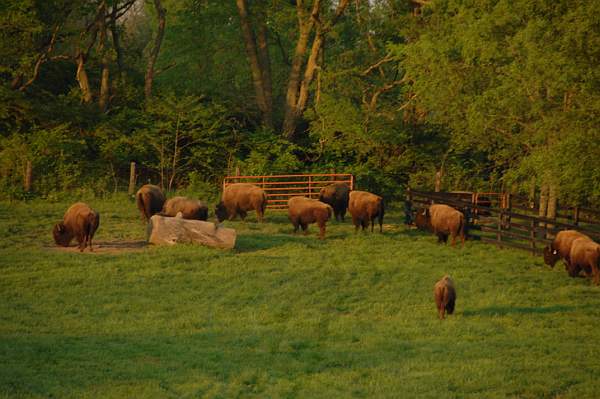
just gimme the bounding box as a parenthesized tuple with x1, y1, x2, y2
(223, 173, 354, 209)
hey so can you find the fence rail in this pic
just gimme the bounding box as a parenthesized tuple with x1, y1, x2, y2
(223, 173, 354, 209)
(406, 189, 600, 255)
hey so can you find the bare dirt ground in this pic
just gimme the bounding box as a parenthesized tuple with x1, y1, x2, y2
(49, 240, 148, 254)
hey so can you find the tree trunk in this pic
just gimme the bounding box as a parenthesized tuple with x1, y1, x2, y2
(256, 18, 273, 128)
(282, 0, 349, 139)
(76, 53, 93, 104)
(98, 1, 110, 112)
(282, 2, 319, 139)
(547, 184, 558, 231)
(145, 0, 166, 100)
(24, 160, 32, 192)
(235, 0, 272, 128)
(110, 3, 125, 84)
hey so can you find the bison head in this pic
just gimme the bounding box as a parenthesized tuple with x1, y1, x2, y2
(414, 208, 431, 231)
(214, 201, 228, 223)
(543, 246, 560, 267)
(52, 222, 73, 247)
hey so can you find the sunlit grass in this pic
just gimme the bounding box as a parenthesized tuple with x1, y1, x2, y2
(1, 196, 599, 398)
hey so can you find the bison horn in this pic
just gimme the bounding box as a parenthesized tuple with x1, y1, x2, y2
(552, 249, 557, 255)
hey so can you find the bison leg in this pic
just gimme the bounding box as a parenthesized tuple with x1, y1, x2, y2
(318, 221, 326, 240)
(239, 210, 248, 221)
(301, 223, 309, 235)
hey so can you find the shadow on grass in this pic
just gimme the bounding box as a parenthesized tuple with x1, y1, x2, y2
(235, 233, 305, 252)
(462, 304, 592, 317)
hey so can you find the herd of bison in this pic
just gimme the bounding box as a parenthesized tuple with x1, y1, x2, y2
(51, 181, 600, 319)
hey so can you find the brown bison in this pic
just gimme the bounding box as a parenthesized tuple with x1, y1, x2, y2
(287, 196, 333, 239)
(52, 202, 100, 252)
(136, 184, 166, 222)
(543, 230, 591, 271)
(420, 204, 465, 247)
(434, 275, 456, 319)
(318, 182, 350, 222)
(567, 238, 600, 284)
(348, 190, 384, 233)
(215, 183, 267, 222)
(414, 207, 431, 231)
(161, 196, 208, 220)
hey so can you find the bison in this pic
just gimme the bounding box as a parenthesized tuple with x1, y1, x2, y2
(420, 204, 465, 247)
(136, 184, 166, 222)
(348, 190, 384, 233)
(318, 182, 350, 222)
(414, 207, 431, 231)
(52, 202, 100, 252)
(215, 183, 267, 222)
(161, 196, 208, 220)
(434, 275, 456, 319)
(543, 230, 591, 272)
(287, 196, 333, 239)
(567, 238, 600, 284)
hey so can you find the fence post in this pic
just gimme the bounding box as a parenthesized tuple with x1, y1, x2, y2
(497, 208, 503, 249)
(404, 188, 413, 225)
(308, 175, 312, 198)
(530, 218, 536, 255)
(24, 160, 32, 192)
(128, 162, 136, 195)
(574, 206, 580, 226)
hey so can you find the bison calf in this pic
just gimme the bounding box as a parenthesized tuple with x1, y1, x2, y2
(348, 190, 384, 233)
(288, 196, 333, 239)
(136, 184, 166, 222)
(421, 204, 465, 247)
(215, 183, 267, 222)
(434, 275, 456, 319)
(569, 238, 600, 285)
(543, 230, 591, 274)
(53, 202, 100, 252)
(161, 196, 208, 220)
(319, 182, 350, 222)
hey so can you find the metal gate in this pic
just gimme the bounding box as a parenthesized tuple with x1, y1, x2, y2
(223, 173, 354, 209)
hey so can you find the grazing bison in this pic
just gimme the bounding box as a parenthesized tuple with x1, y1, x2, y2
(136, 184, 166, 222)
(318, 182, 350, 221)
(215, 183, 267, 222)
(287, 196, 333, 239)
(420, 204, 465, 247)
(434, 275, 456, 319)
(52, 202, 100, 252)
(543, 230, 591, 272)
(348, 190, 384, 233)
(161, 196, 208, 220)
(567, 238, 600, 284)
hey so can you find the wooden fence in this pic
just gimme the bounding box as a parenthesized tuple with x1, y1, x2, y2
(223, 173, 354, 209)
(406, 189, 600, 255)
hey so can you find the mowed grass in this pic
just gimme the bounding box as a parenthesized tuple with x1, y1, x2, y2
(1, 195, 600, 398)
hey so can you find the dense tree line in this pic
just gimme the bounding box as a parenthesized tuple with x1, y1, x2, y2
(1, 0, 598, 210)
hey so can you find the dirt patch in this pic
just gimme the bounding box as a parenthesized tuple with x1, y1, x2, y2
(49, 240, 148, 254)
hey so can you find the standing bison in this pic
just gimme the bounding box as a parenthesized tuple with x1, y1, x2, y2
(434, 275, 456, 319)
(568, 238, 600, 285)
(348, 190, 384, 233)
(215, 183, 267, 222)
(136, 184, 166, 222)
(318, 182, 350, 221)
(287, 196, 333, 239)
(543, 230, 591, 272)
(161, 196, 208, 220)
(52, 202, 100, 252)
(419, 204, 465, 247)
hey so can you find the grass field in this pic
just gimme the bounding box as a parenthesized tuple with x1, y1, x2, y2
(1, 195, 600, 398)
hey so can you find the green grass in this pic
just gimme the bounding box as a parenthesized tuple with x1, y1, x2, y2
(1, 195, 600, 398)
